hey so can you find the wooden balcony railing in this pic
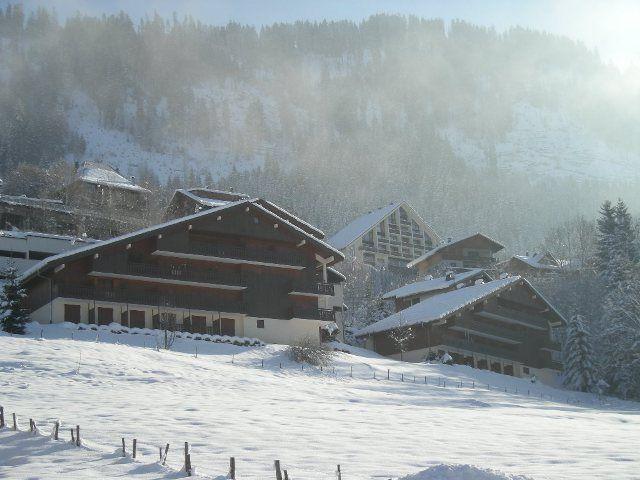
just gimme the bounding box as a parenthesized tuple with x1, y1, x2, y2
(291, 280, 335, 296)
(158, 237, 307, 267)
(43, 284, 245, 314)
(290, 305, 335, 321)
(93, 257, 243, 287)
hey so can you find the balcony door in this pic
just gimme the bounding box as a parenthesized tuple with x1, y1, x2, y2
(220, 318, 235, 336)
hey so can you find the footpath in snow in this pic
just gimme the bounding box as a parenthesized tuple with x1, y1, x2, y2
(0, 323, 639, 479)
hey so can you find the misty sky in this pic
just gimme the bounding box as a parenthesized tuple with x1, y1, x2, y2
(15, 0, 640, 71)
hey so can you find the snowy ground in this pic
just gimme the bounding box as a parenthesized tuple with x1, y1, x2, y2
(1, 323, 639, 479)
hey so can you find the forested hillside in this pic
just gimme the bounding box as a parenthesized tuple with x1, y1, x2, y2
(1, 4, 639, 251)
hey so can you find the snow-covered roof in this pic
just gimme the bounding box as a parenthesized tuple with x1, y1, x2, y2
(382, 268, 487, 300)
(0, 230, 96, 243)
(175, 188, 250, 208)
(406, 233, 505, 269)
(19, 197, 344, 283)
(328, 202, 440, 251)
(510, 252, 560, 271)
(75, 162, 150, 193)
(0, 194, 72, 213)
(357, 276, 522, 336)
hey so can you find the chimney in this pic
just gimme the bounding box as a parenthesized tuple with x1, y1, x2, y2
(447, 237, 452, 243)
(130, 176, 136, 184)
(445, 271, 455, 281)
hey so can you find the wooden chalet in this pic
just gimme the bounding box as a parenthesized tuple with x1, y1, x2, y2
(357, 274, 565, 385)
(164, 188, 251, 221)
(501, 252, 561, 276)
(65, 162, 150, 214)
(382, 268, 491, 312)
(21, 197, 345, 345)
(407, 233, 505, 275)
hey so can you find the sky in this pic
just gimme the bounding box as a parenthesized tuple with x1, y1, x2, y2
(15, 0, 640, 71)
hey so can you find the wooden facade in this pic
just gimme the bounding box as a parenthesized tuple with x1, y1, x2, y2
(360, 276, 564, 384)
(22, 199, 345, 345)
(408, 233, 505, 275)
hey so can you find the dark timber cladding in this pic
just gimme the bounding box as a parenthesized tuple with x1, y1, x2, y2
(21, 198, 345, 340)
(358, 276, 564, 375)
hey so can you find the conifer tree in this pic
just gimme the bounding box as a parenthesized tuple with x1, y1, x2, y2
(1, 267, 29, 335)
(563, 314, 595, 392)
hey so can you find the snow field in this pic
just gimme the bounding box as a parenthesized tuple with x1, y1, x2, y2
(0, 323, 639, 479)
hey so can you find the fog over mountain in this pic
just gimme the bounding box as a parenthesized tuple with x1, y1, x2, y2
(1, 4, 639, 252)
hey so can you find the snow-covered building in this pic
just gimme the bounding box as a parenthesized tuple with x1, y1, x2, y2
(164, 188, 251, 220)
(382, 268, 491, 312)
(0, 230, 96, 276)
(21, 197, 345, 346)
(0, 193, 142, 240)
(65, 161, 150, 215)
(328, 202, 441, 269)
(357, 275, 565, 385)
(407, 233, 505, 274)
(500, 252, 561, 275)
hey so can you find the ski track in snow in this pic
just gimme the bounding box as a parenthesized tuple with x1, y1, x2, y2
(0, 323, 639, 479)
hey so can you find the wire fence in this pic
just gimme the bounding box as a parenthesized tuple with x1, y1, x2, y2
(0, 405, 346, 480)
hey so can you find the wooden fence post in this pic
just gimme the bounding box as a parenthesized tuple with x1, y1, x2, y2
(387, 369, 390, 380)
(29, 419, 33, 432)
(350, 366, 353, 377)
(71, 428, 75, 444)
(229, 456, 236, 479)
(133, 439, 137, 459)
(162, 443, 169, 465)
(122, 438, 126, 456)
(184, 442, 192, 476)
(54, 421, 59, 440)
(0, 406, 4, 428)
(401, 373, 404, 382)
(12, 413, 16, 431)
(76, 425, 80, 446)
(337, 464, 342, 480)
(274, 460, 283, 480)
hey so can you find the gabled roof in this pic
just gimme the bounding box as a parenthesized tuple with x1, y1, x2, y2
(357, 275, 565, 336)
(328, 201, 440, 251)
(406, 233, 505, 269)
(509, 252, 560, 271)
(382, 268, 488, 300)
(169, 189, 324, 239)
(19, 198, 343, 284)
(74, 162, 150, 193)
(173, 188, 250, 208)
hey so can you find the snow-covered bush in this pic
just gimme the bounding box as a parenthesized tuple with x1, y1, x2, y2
(286, 336, 335, 366)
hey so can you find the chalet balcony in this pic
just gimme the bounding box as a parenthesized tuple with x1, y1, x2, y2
(449, 318, 523, 344)
(156, 237, 307, 268)
(290, 305, 335, 321)
(92, 257, 244, 289)
(478, 307, 549, 331)
(48, 284, 245, 314)
(440, 334, 522, 362)
(290, 280, 335, 296)
(462, 256, 496, 268)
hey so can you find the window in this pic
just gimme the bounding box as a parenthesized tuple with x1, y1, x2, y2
(411, 298, 420, 306)
(523, 367, 530, 375)
(64, 304, 81, 323)
(97, 307, 113, 325)
(221, 318, 235, 336)
(128, 310, 145, 329)
(257, 319, 265, 329)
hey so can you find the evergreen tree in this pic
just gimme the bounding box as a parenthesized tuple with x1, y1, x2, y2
(596, 200, 617, 287)
(599, 270, 640, 399)
(563, 314, 595, 392)
(1, 267, 29, 334)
